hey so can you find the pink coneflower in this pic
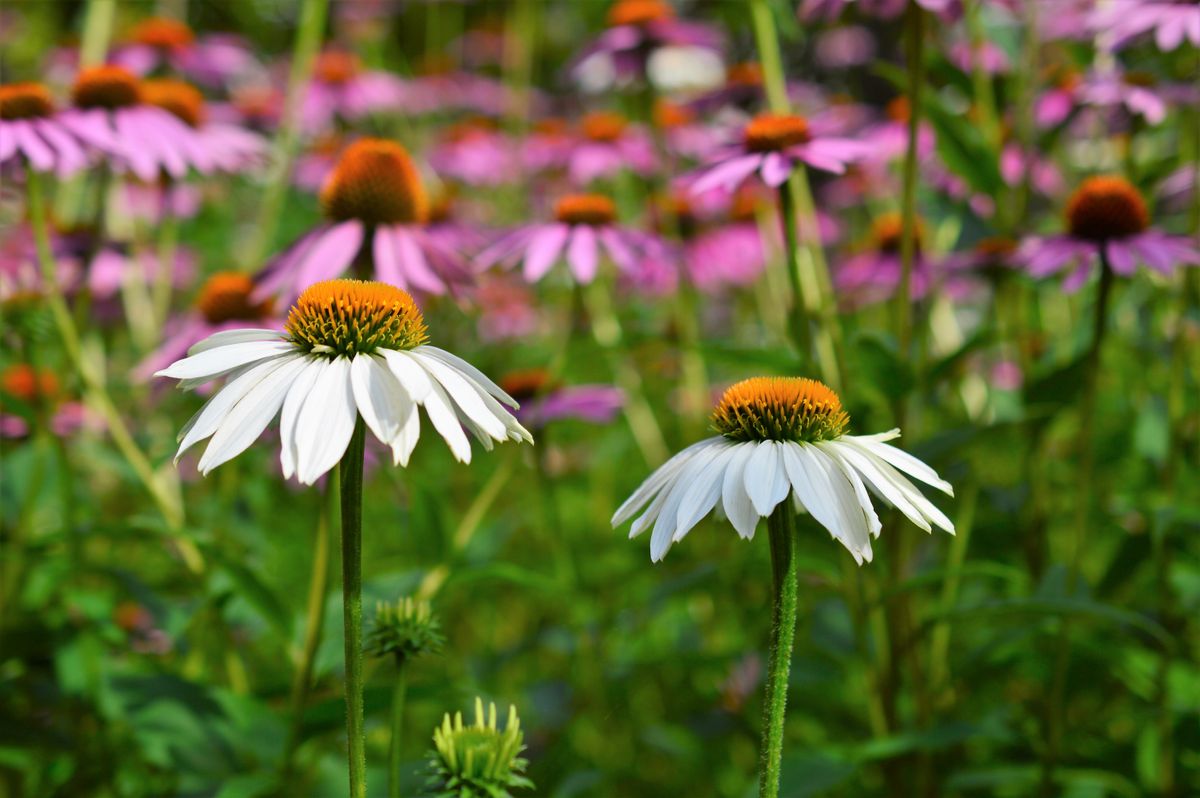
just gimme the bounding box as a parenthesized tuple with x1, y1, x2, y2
(301, 50, 405, 133)
(683, 194, 773, 292)
(499, 369, 624, 428)
(136, 272, 279, 380)
(1034, 67, 1083, 128)
(572, 0, 724, 86)
(56, 66, 213, 181)
(477, 194, 668, 285)
(857, 97, 936, 164)
(425, 191, 491, 255)
(1019, 176, 1200, 290)
(688, 113, 869, 195)
(406, 60, 514, 116)
(1090, 0, 1200, 51)
(948, 38, 1010, 75)
(254, 138, 471, 302)
(565, 111, 657, 186)
(428, 118, 518, 187)
(520, 118, 574, 175)
(140, 78, 267, 172)
(110, 18, 261, 89)
(835, 213, 976, 306)
(292, 132, 347, 192)
(800, 0, 965, 23)
(0, 82, 88, 177)
(652, 100, 720, 162)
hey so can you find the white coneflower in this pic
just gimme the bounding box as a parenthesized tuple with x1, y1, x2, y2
(613, 376, 954, 798)
(156, 278, 532, 484)
(157, 278, 531, 798)
(612, 376, 954, 564)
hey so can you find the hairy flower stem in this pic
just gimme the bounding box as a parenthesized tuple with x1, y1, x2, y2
(749, 0, 844, 392)
(247, 0, 330, 269)
(26, 170, 201, 572)
(340, 419, 368, 798)
(758, 507, 799, 798)
(1039, 255, 1115, 796)
(282, 476, 337, 782)
(388, 667, 408, 798)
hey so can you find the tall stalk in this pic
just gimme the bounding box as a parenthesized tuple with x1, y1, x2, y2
(758, 507, 800, 798)
(1039, 254, 1115, 796)
(748, 0, 844, 391)
(896, 1, 926, 359)
(246, 0, 330, 269)
(340, 419, 368, 798)
(26, 170, 202, 573)
(388, 667, 408, 798)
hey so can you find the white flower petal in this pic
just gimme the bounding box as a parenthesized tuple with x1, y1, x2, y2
(743, 440, 789, 516)
(417, 345, 520, 408)
(410, 351, 509, 441)
(784, 443, 865, 564)
(819, 442, 883, 537)
(157, 340, 295, 381)
(186, 328, 287, 356)
(831, 441, 931, 533)
(649, 450, 720, 561)
(612, 437, 722, 526)
(849, 433, 953, 495)
(350, 354, 415, 447)
(721, 442, 761, 540)
(380, 348, 433, 403)
(176, 356, 298, 461)
(806, 445, 874, 563)
(391, 404, 421, 467)
(294, 357, 358, 485)
(674, 443, 734, 537)
(196, 356, 308, 474)
(420, 374, 473, 463)
(279, 359, 325, 480)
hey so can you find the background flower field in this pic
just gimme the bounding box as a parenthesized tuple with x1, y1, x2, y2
(1, 1, 1198, 796)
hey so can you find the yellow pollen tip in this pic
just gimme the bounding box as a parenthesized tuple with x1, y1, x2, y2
(607, 0, 675, 27)
(0, 83, 55, 120)
(712, 377, 848, 443)
(743, 113, 811, 152)
(72, 66, 142, 110)
(315, 51, 361, 85)
(554, 194, 617, 226)
(286, 279, 428, 356)
(196, 273, 273, 324)
(129, 17, 194, 50)
(580, 111, 628, 143)
(320, 138, 428, 226)
(1065, 175, 1149, 241)
(140, 78, 206, 127)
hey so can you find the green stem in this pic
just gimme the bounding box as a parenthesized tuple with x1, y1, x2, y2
(26, 170, 201, 572)
(928, 479, 979, 693)
(775, 186, 813, 365)
(388, 666, 408, 798)
(246, 0, 330, 269)
(340, 419, 368, 798)
(282, 476, 337, 782)
(896, 1, 925, 358)
(1039, 253, 1114, 796)
(749, 0, 844, 391)
(758, 507, 799, 798)
(964, 0, 1000, 149)
(80, 0, 116, 68)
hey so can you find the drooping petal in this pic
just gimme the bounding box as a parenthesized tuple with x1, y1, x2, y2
(156, 340, 295, 381)
(293, 356, 358, 484)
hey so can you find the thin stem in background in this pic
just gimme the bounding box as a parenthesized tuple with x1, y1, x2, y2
(748, 0, 844, 392)
(282, 475, 338, 783)
(153, 205, 180, 332)
(896, 1, 926, 359)
(583, 279, 669, 466)
(775, 185, 813, 365)
(245, 0, 330, 270)
(80, 0, 116, 68)
(340, 419, 368, 798)
(26, 170, 202, 574)
(757, 507, 799, 798)
(1039, 254, 1115, 796)
(388, 666, 408, 798)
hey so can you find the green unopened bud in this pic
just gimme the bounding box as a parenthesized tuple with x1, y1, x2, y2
(366, 596, 444, 665)
(425, 698, 534, 798)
